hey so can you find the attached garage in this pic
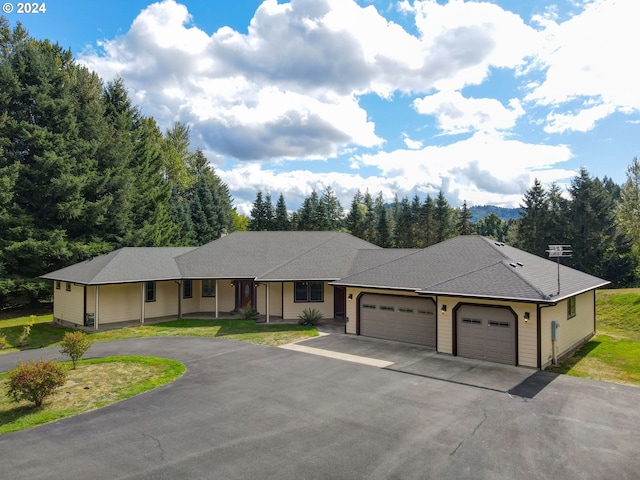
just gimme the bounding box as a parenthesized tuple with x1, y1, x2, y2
(455, 305, 516, 365)
(359, 294, 436, 347)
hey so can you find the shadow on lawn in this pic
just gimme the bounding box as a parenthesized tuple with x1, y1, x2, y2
(141, 318, 312, 337)
(0, 323, 72, 352)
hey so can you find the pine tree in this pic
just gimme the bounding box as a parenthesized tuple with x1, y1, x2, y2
(617, 158, 640, 260)
(273, 193, 291, 230)
(434, 191, 453, 243)
(456, 200, 474, 235)
(374, 192, 391, 247)
(516, 179, 549, 256)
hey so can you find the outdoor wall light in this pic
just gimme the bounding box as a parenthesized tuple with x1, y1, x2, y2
(441, 304, 447, 314)
(524, 312, 530, 322)
(348, 293, 353, 300)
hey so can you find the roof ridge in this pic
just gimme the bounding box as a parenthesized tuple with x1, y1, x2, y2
(86, 247, 126, 284)
(339, 248, 420, 280)
(500, 258, 552, 299)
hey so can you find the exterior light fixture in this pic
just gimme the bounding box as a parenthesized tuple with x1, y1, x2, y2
(441, 304, 447, 314)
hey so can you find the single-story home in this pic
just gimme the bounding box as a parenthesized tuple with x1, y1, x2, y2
(42, 231, 609, 369)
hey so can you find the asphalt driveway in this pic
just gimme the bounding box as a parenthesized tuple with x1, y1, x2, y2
(1, 337, 639, 480)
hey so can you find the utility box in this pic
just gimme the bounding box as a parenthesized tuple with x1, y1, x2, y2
(551, 320, 560, 340)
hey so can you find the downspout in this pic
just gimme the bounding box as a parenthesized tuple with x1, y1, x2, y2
(537, 303, 556, 369)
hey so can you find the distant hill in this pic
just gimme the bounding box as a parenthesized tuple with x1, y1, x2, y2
(469, 205, 520, 223)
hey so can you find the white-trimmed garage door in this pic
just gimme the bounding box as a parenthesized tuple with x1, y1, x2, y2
(456, 305, 516, 365)
(359, 294, 436, 347)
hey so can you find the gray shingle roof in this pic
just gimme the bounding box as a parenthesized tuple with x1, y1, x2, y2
(332, 236, 609, 302)
(176, 231, 381, 280)
(41, 234, 609, 302)
(40, 247, 197, 285)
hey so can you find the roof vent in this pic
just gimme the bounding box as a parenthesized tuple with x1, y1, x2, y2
(517, 262, 524, 267)
(509, 262, 517, 268)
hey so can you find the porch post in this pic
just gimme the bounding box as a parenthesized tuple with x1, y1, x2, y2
(266, 283, 270, 323)
(177, 281, 182, 319)
(95, 285, 100, 330)
(215, 280, 219, 318)
(140, 283, 145, 325)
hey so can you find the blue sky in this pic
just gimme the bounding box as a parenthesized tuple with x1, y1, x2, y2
(6, 0, 639, 214)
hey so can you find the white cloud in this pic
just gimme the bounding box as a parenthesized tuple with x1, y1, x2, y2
(526, 0, 640, 132)
(413, 91, 525, 134)
(402, 133, 423, 149)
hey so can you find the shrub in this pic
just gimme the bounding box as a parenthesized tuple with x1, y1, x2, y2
(0, 334, 8, 350)
(298, 308, 323, 326)
(59, 331, 92, 369)
(18, 315, 35, 346)
(6, 359, 68, 407)
(240, 305, 259, 321)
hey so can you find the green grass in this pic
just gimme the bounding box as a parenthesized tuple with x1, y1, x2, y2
(0, 314, 318, 355)
(547, 288, 640, 386)
(0, 356, 185, 434)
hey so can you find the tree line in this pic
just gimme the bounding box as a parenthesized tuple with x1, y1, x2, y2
(248, 161, 640, 287)
(0, 20, 237, 308)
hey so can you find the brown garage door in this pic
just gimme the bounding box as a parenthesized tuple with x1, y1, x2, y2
(456, 305, 516, 365)
(360, 294, 436, 347)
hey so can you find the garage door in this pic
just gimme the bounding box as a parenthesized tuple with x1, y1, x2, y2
(456, 305, 516, 365)
(360, 294, 436, 347)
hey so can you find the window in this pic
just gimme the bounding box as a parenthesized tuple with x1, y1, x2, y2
(56, 281, 61, 290)
(398, 307, 414, 314)
(362, 304, 377, 310)
(294, 281, 324, 302)
(567, 296, 576, 319)
(183, 280, 192, 299)
(462, 318, 482, 325)
(65, 282, 71, 292)
(488, 320, 510, 328)
(145, 282, 156, 302)
(379, 305, 395, 312)
(202, 279, 216, 297)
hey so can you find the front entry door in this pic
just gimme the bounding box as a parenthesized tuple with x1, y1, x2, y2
(334, 287, 346, 319)
(235, 280, 255, 311)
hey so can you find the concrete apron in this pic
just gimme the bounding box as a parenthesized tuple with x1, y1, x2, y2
(281, 333, 538, 395)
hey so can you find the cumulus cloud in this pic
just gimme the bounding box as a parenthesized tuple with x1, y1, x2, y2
(413, 91, 525, 134)
(526, 0, 640, 132)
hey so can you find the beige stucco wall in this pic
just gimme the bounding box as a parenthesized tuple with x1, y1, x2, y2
(540, 291, 595, 369)
(343, 287, 539, 368)
(282, 282, 335, 319)
(53, 282, 84, 325)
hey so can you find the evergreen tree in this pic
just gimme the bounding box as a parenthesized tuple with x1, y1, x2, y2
(249, 191, 271, 231)
(456, 200, 475, 235)
(434, 191, 453, 243)
(319, 186, 344, 231)
(372, 193, 390, 247)
(617, 158, 640, 263)
(516, 179, 549, 256)
(421, 195, 436, 247)
(273, 193, 291, 230)
(475, 213, 508, 241)
(394, 197, 413, 248)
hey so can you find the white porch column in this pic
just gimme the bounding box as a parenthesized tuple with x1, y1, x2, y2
(215, 280, 219, 318)
(266, 283, 270, 323)
(140, 283, 145, 325)
(94, 285, 100, 330)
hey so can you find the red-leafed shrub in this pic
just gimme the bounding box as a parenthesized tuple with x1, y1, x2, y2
(5, 359, 67, 407)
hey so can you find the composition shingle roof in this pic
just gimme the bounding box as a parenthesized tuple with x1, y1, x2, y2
(41, 233, 609, 302)
(40, 247, 197, 285)
(332, 236, 609, 302)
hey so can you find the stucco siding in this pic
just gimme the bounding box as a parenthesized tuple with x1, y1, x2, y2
(53, 283, 84, 325)
(540, 292, 595, 368)
(282, 282, 334, 320)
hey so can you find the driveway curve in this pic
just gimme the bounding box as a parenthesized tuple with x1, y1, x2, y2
(1, 337, 639, 480)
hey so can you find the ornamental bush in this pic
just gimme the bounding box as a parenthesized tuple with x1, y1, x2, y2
(6, 359, 67, 407)
(59, 331, 92, 369)
(297, 308, 323, 326)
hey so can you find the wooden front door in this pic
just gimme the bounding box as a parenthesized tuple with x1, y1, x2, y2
(235, 280, 255, 311)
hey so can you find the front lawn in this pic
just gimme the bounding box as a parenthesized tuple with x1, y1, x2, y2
(0, 356, 185, 434)
(0, 314, 318, 354)
(547, 288, 640, 386)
